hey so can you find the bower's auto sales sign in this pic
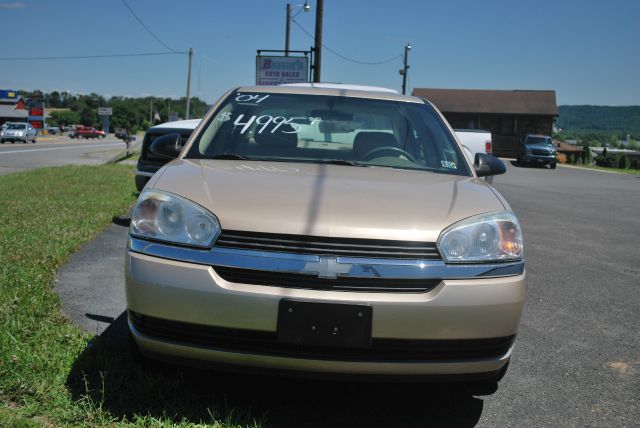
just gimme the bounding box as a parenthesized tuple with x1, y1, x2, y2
(256, 56, 308, 86)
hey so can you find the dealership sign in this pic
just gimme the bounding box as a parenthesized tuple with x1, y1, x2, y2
(255, 56, 309, 86)
(28, 101, 45, 129)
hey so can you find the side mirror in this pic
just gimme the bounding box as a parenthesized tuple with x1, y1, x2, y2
(474, 153, 506, 177)
(149, 133, 182, 159)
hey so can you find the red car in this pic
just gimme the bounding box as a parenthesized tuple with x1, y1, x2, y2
(71, 126, 106, 139)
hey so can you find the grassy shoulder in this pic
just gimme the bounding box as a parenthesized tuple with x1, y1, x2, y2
(0, 165, 135, 425)
(0, 165, 263, 427)
(561, 163, 640, 175)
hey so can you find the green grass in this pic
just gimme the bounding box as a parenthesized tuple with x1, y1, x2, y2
(0, 165, 260, 427)
(0, 164, 476, 427)
(564, 164, 640, 175)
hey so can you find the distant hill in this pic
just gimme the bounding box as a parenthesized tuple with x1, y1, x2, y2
(557, 105, 640, 134)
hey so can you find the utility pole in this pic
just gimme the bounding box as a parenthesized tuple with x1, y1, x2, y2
(399, 43, 411, 95)
(285, 4, 291, 56)
(185, 47, 193, 120)
(149, 99, 152, 123)
(313, 0, 324, 82)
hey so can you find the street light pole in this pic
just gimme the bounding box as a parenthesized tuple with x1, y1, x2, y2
(285, 4, 291, 56)
(185, 47, 193, 120)
(399, 43, 411, 95)
(313, 0, 324, 82)
(285, 2, 310, 57)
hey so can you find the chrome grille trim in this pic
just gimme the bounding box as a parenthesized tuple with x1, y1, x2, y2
(128, 237, 525, 281)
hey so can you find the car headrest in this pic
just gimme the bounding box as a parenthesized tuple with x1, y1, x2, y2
(253, 124, 298, 147)
(353, 131, 399, 158)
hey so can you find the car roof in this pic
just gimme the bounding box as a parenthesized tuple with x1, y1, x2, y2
(150, 119, 201, 130)
(281, 83, 399, 94)
(238, 84, 423, 103)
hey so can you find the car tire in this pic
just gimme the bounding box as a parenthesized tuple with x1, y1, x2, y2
(23, 139, 27, 144)
(550, 161, 556, 169)
(32, 138, 36, 144)
(0, 140, 4, 144)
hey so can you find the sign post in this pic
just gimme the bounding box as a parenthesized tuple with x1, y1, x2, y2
(98, 107, 112, 135)
(255, 51, 310, 85)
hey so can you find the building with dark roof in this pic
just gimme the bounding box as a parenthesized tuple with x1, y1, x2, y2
(0, 90, 28, 125)
(412, 88, 559, 157)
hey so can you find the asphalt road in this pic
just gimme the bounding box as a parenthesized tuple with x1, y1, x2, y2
(55, 162, 639, 427)
(0, 135, 131, 175)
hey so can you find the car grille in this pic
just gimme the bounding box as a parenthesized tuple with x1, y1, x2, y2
(214, 266, 440, 293)
(532, 149, 552, 156)
(216, 230, 442, 260)
(129, 311, 515, 362)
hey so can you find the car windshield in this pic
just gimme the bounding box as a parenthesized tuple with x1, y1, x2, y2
(7, 123, 26, 130)
(186, 92, 471, 176)
(526, 136, 551, 145)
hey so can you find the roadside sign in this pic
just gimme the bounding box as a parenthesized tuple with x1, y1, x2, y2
(255, 55, 309, 85)
(28, 101, 45, 129)
(98, 107, 113, 116)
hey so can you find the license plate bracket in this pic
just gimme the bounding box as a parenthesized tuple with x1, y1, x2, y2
(277, 300, 372, 348)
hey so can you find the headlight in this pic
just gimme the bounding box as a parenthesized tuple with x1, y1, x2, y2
(130, 189, 220, 248)
(438, 212, 523, 263)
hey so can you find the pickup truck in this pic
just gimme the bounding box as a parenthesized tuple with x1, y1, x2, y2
(454, 129, 492, 159)
(71, 126, 106, 139)
(518, 134, 556, 169)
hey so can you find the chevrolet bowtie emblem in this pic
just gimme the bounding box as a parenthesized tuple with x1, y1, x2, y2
(303, 256, 351, 279)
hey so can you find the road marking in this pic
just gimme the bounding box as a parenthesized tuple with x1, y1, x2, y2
(0, 143, 123, 155)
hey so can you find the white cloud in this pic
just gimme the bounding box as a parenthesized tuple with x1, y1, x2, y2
(0, 2, 26, 9)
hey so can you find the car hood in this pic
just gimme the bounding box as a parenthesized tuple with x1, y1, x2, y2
(151, 159, 506, 242)
(527, 143, 555, 151)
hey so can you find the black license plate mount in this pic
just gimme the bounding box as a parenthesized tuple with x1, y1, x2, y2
(277, 299, 372, 349)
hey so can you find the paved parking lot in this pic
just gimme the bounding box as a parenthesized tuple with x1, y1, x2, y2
(55, 162, 639, 426)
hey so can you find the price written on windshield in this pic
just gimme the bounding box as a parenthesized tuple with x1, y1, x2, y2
(219, 113, 320, 134)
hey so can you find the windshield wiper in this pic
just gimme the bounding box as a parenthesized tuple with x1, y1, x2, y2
(314, 159, 370, 167)
(208, 153, 252, 160)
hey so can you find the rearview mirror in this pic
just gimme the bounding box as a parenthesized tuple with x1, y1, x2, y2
(149, 133, 182, 159)
(474, 153, 506, 177)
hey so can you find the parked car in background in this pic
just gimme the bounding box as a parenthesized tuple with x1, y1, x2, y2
(71, 126, 106, 139)
(135, 119, 200, 191)
(1, 122, 37, 144)
(126, 84, 524, 390)
(114, 128, 128, 140)
(44, 125, 60, 135)
(518, 134, 556, 168)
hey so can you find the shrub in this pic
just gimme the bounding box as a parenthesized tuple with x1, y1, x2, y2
(617, 154, 630, 169)
(595, 155, 612, 167)
(557, 153, 568, 164)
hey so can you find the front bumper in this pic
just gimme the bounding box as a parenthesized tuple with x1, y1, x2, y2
(126, 242, 525, 376)
(524, 154, 555, 163)
(1, 136, 27, 142)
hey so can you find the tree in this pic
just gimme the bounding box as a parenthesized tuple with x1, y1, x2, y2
(627, 140, 639, 151)
(49, 110, 80, 126)
(609, 135, 620, 148)
(581, 145, 593, 164)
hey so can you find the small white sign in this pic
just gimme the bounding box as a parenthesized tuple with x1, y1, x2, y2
(98, 107, 112, 116)
(255, 56, 308, 86)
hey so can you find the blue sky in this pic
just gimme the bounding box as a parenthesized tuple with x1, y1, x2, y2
(0, 0, 638, 105)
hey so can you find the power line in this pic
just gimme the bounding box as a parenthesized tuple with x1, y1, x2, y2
(0, 52, 185, 61)
(120, 0, 177, 53)
(292, 19, 402, 65)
